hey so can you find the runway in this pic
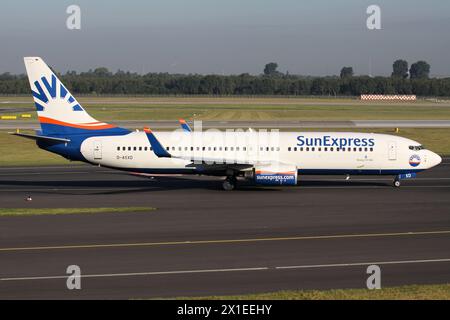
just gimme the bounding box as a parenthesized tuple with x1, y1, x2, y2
(2, 119, 450, 130)
(0, 162, 449, 299)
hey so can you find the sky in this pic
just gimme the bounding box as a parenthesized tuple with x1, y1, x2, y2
(1, 0, 449, 76)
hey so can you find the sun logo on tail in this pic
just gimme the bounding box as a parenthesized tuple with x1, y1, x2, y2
(32, 74, 83, 112)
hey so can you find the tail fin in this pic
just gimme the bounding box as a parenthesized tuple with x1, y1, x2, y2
(24, 57, 126, 136)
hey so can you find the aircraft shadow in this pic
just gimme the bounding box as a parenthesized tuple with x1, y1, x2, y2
(0, 175, 391, 194)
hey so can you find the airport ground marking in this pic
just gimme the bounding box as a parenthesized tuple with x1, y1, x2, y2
(1, 258, 450, 282)
(276, 258, 450, 270)
(0, 267, 269, 281)
(0, 230, 449, 253)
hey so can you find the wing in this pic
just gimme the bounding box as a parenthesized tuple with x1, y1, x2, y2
(143, 127, 273, 168)
(179, 119, 192, 132)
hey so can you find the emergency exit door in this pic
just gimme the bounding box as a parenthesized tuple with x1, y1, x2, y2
(93, 140, 102, 160)
(388, 141, 397, 160)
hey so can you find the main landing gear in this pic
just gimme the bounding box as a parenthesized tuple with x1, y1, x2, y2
(222, 176, 237, 191)
(393, 177, 401, 188)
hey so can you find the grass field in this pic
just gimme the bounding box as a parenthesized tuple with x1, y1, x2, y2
(2, 96, 450, 121)
(177, 283, 450, 300)
(1, 128, 449, 166)
(0, 207, 155, 216)
(0, 130, 70, 166)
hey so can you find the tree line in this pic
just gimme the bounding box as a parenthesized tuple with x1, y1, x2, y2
(0, 60, 449, 96)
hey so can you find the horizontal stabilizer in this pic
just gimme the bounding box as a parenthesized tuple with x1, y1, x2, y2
(11, 132, 70, 143)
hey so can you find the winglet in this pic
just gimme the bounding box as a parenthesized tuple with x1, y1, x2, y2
(144, 127, 171, 158)
(179, 119, 192, 132)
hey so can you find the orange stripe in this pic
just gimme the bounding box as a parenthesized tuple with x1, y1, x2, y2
(179, 119, 187, 124)
(39, 117, 116, 130)
(255, 171, 295, 175)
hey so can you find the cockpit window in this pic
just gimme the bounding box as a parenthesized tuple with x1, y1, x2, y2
(409, 145, 424, 151)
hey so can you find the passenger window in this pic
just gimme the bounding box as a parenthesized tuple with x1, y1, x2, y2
(324, 147, 327, 151)
(306, 147, 309, 151)
(117, 146, 120, 151)
(139, 147, 142, 151)
(294, 147, 297, 151)
(370, 147, 373, 152)
(359, 147, 362, 152)
(128, 147, 131, 151)
(353, 147, 357, 152)
(288, 147, 291, 151)
(330, 147, 333, 151)
(312, 147, 315, 151)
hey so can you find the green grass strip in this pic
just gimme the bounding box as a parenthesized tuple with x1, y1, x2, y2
(177, 284, 450, 300)
(0, 207, 156, 217)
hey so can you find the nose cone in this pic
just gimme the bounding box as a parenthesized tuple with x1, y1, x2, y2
(429, 152, 442, 168)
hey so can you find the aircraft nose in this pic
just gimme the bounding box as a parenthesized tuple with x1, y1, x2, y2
(430, 152, 442, 167)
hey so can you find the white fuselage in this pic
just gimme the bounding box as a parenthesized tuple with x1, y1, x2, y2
(80, 131, 442, 175)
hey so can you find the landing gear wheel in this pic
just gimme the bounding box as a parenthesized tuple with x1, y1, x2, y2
(393, 179, 401, 188)
(222, 177, 236, 191)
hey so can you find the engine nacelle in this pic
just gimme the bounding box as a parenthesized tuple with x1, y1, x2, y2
(253, 164, 298, 186)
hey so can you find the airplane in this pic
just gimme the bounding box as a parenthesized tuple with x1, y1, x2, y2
(14, 57, 442, 190)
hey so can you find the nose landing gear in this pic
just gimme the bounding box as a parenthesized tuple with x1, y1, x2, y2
(393, 179, 401, 188)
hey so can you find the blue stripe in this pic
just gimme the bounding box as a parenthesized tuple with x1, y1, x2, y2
(40, 123, 130, 136)
(90, 167, 424, 177)
(298, 169, 424, 175)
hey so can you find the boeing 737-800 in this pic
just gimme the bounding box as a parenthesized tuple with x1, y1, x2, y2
(14, 57, 442, 190)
